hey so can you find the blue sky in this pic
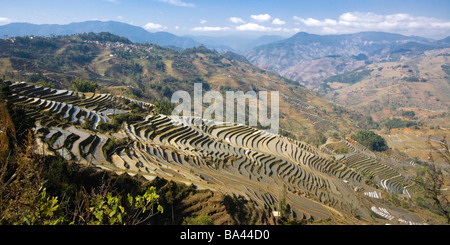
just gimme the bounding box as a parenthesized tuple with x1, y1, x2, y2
(1, 0, 450, 38)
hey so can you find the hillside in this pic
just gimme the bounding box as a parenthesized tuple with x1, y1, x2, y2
(246, 31, 450, 88)
(0, 21, 284, 53)
(322, 48, 450, 125)
(0, 33, 375, 144)
(246, 31, 450, 165)
(0, 21, 201, 49)
(2, 79, 447, 224)
(0, 32, 449, 225)
(246, 31, 435, 79)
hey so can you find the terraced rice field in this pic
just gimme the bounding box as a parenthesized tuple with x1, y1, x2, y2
(4, 81, 425, 223)
(381, 128, 450, 167)
(323, 139, 416, 196)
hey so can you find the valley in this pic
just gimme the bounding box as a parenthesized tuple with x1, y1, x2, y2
(245, 31, 450, 167)
(2, 79, 440, 225)
(0, 30, 449, 225)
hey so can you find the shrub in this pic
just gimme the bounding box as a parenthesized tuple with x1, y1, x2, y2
(154, 101, 174, 115)
(384, 117, 417, 131)
(401, 110, 415, 119)
(182, 214, 214, 225)
(71, 78, 98, 93)
(351, 130, 388, 152)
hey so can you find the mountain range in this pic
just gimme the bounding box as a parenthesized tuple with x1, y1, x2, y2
(2, 20, 449, 124)
(2, 20, 448, 60)
(1, 25, 449, 225)
(245, 31, 449, 80)
(0, 21, 201, 49)
(0, 20, 284, 53)
(244, 31, 450, 128)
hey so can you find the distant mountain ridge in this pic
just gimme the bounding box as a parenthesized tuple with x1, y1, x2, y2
(186, 34, 285, 53)
(0, 20, 284, 52)
(245, 31, 450, 85)
(0, 21, 202, 49)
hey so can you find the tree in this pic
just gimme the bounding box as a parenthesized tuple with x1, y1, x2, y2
(36, 79, 54, 89)
(401, 110, 415, 119)
(0, 104, 64, 225)
(71, 78, 98, 93)
(414, 136, 450, 223)
(182, 214, 214, 225)
(351, 130, 388, 152)
(86, 186, 163, 225)
(154, 101, 174, 115)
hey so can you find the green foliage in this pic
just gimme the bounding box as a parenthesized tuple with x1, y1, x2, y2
(102, 136, 128, 159)
(0, 82, 11, 101)
(402, 76, 427, 82)
(1, 96, 36, 147)
(281, 219, 306, 225)
(161, 86, 175, 99)
(71, 78, 98, 92)
(97, 113, 143, 132)
(334, 147, 349, 154)
(324, 69, 373, 84)
(85, 186, 163, 225)
(2, 187, 65, 225)
(351, 130, 388, 152)
(442, 64, 450, 76)
(315, 132, 327, 146)
(129, 186, 163, 213)
(401, 110, 416, 119)
(0, 143, 163, 225)
(32, 188, 65, 225)
(278, 185, 291, 220)
(36, 79, 54, 88)
(154, 101, 174, 115)
(182, 214, 214, 225)
(384, 117, 417, 131)
(0, 107, 65, 225)
(78, 32, 132, 44)
(27, 73, 47, 84)
(353, 53, 368, 60)
(155, 60, 166, 72)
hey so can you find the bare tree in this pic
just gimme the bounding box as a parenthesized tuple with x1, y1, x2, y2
(416, 136, 450, 223)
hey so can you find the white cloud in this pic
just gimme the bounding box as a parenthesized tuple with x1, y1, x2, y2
(143, 22, 167, 31)
(0, 17, 11, 25)
(236, 23, 288, 32)
(192, 26, 230, 31)
(294, 16, 321, 26)
(236, 23, 269, 31)
(250, 14, 271, 22)
(235, 23, 299, 33)
(293, 12, 450, 38)
(229, 17, 245, 24)
(158, 0, 194, 7)
(272, 18, 286, 25)
(200, 19, 207, 24)
(116, 16, 123, 20)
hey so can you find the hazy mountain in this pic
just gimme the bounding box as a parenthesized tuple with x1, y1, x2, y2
(244, 31, 450, 130)
(186, 34, 285, 53)
(0, 20, 286, 52)
(245, 31, 437, 74)
(436, 36, 450, 46)
(243, 31, 450, 89)
(0, 21, 201, 49)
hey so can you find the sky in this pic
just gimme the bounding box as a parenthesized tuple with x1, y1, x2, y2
(1, 0, 450, 39)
